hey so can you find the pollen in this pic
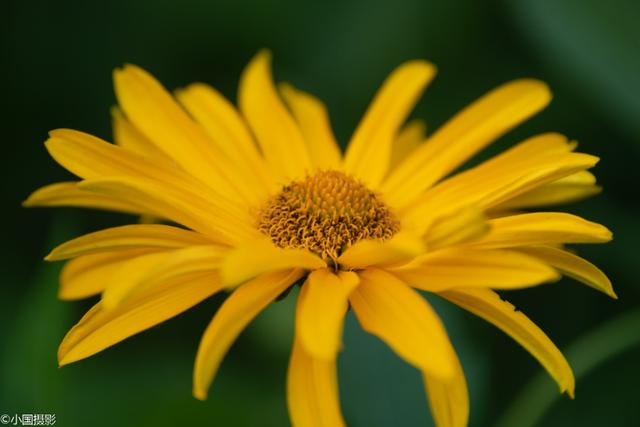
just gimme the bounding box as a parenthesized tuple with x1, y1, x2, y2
(257, 170, 400, 262)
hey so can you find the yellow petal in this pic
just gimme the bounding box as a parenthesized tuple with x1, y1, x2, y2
(494, 171, 601, 210)
(101, 246, 225, 309)
(59, 250, 153, 300)
(176, 83, 277, 196)
(111, 107, 169, 160)
(287, 337, 345, 427)
(516, 246, 616, 298)
(23, 181, 148, 215)
(46, 129, 177, 182)
(114, 65, 251, 204)
(238, 50, 312, 181)
(279, 82, 342, 170)
(551, 170, 596, 185)
(343, 60, 436, 188)
(337, 231, 426, 269)
(78, 177, 258, 245)
(468, 212, 613, 249)
(296, 269, 359, 359)
(46, 224, 216, 260)
(383, 79, 552, 207)
(176, 83, 264, 165)
(45, 129, 246, 214)
(100, 251, 170, 309)
(402, 133, 599, 233)
(389, 119, 426, 171)
(439, 288, 575, 397)
(193, 269, 303, 399)
(424, 206, 489, 250)
(392, 248, 559, 292)
(221, 237, 325, 286)
(423, 348, 469, 427)
(58, 272, 223, 366)
(349, 268, 455, 379)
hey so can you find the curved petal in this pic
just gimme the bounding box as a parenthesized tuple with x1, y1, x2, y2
(337, 231, 426, 269)
(23, 182, 148, 215)
(58, 272, 223, 366)
(114, 65, 254, 205)
(516, 246, 616, 298)
(193, 269, 303, 399)
(389, 119, 426, 171)
(238, 50, 312, 181)
(495, 171, 601, 210)
(343, 60, 436, 188)
(78, 177, 259, 245)
(402, 134, 599, 233)
(383, 79, 552, 207)
(349, 268, 456, 380)
(101, 246, 225, 309)
(46, 129, 183, 184)
(296, 269, 359, 359)
(278, 83, 342, 170)
(100, 251, 170, 309)
(391, 248, 559, 292)
(468, 212, 613, 249)
(423, 206, 489, 250)
(439, 288, 575, 397)
(287, 337, 345, 427)
(221, 238, 326, 286)
(59, 249, 154, 300)
(111, 107, 169, 160)
(176, 83, 276, 197)
(44, 129, 246, 217)
(424, 347, 469, 427)
(46, 224, 216, 260)
(279, 83, 342, 170)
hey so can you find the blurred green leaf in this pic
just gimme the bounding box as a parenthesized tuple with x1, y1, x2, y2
(0, 215, 77, 411)
(496, 308, 640, 427)
(508, 0, 640, 148)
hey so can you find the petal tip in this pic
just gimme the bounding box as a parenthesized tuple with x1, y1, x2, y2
(21, 196, 35, 208)
(409, 59, 438, 76)
(57, 352, 71, 368)
(256, 48, 272, 61)
(246, 49, 273, 73)
(112, 66, 125, 84)
(192, 387, 208, 401)
(48, 128, 74, 139)
(547, 268, 563, 283)
(566, 384, 575, 400)
(603, 228, 614, 241)
(518, 78, 552, 95)
(121, 63, 143, 74)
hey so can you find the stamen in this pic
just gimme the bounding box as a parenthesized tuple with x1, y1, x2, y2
(257, 170, 399, 262)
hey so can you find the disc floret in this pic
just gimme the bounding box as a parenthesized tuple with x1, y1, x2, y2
(257, 170, 400, 262)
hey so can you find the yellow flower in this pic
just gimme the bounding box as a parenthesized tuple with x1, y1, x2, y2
(25, 50, 614, 427)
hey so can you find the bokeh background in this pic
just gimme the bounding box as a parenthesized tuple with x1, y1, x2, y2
(2, 0, 639, 426)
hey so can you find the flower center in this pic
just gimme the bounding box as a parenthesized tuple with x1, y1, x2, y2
(257, 170, 400, 262)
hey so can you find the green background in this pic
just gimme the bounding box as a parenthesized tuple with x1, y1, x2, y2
(2, 0, 639, 426)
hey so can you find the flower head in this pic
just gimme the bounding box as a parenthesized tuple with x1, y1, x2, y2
(25, 50, 613, 427)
